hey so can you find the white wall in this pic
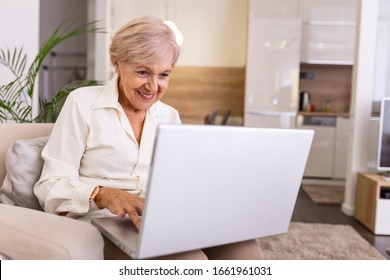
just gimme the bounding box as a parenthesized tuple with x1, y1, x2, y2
(88, 0, 248, 81)
(343, 0, 379, 215)
(0, 0, 40, 117)
(0, 0, 40, 82)
(173, 0, 248, 67)
(111, 0, 248, 67)
(86, 0, 111, 81)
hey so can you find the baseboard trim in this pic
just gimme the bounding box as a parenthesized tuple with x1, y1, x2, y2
(342, 202, 355, 216)
(302, 178, 345, 187)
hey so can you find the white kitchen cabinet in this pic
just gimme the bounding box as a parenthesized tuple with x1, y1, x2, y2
(244, 0, 301, 129)
(299, 0, 357, 22)
(300, 24, 356, 64)
(298, 116, 349, 179)
(299, 0, 358, 65)
(302, 124, 336, 178)
(249, 0, 358, 65)
(333, 117, 350, 178)
(245, 17, 301, 114)
(249, 0, 299, 18)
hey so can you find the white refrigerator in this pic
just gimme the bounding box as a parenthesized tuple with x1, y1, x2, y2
(244, 16, 301, 129)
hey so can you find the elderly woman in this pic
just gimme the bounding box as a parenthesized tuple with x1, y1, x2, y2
(34, 16, 262, 260)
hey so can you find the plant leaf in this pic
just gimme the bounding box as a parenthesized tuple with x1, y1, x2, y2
(34, 79, 101, 123)
(0, 18, 105, 123)
(25, 20, 105, 99)
(0, 47, 27, 78)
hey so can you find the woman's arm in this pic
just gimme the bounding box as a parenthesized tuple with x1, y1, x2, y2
(34, 91, 96, 215)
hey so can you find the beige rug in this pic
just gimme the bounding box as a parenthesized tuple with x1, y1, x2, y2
(257, 222, 386, 260)
(302, 185, 344, 204)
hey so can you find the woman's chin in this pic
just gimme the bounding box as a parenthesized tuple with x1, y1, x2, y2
(134, 100, 156, 111)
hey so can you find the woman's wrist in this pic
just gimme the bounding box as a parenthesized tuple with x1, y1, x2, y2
(93, 186, 105, 208)
(89, 186, 101, 202)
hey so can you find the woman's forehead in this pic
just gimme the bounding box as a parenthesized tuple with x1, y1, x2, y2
(125, 61, 173, 73)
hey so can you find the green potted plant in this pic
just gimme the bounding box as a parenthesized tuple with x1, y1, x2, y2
(0, 19, 104, 123)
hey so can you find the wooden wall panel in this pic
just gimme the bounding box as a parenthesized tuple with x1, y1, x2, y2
(162, 66, 245, 124)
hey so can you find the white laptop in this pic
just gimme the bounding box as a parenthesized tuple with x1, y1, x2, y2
(92, 124, 314, 259)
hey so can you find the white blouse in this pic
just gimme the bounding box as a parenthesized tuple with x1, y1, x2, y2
(34, 76, 181, 216)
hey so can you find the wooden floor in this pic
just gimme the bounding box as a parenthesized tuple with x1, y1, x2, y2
(291, 188, 390, 260)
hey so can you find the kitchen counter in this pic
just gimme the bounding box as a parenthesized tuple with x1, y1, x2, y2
(297, 111, 350, 118)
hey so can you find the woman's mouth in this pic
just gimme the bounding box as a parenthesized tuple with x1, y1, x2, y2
(138, 90, 155, 100)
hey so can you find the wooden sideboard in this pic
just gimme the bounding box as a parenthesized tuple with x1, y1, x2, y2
(355, 172, 390, 235)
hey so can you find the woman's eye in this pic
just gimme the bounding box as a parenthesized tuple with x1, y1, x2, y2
(160, 72, 170, 78)
(136, 70, 148, 77)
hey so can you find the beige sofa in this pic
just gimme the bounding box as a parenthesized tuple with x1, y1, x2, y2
(0, 123, 104, 260)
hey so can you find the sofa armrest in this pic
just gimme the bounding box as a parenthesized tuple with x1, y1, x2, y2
(0, 204, 104, 260)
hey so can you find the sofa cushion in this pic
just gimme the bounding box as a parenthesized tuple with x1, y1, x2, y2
(0, 136, 49, 210)
(0, 204, 104, 259)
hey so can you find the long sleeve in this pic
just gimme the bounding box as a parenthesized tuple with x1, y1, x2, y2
(34, 90, 97, 215)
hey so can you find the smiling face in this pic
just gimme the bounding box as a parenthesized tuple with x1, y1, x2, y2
(115, 58, 173, 112)
(110, 16, 180, 113)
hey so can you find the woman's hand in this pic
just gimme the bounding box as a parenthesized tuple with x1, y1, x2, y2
(94, 186, 144, 230)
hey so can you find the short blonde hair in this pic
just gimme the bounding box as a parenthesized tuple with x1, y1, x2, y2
(110, 16, 181, 67)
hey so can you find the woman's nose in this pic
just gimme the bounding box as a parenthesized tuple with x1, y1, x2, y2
(145, 76, 158, 92)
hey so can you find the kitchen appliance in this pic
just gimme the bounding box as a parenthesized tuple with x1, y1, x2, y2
(244, 13, 301, 129)
(299, 91, 311, 111)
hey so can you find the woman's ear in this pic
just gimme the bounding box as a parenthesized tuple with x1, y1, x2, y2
(112, 59, 119, 74)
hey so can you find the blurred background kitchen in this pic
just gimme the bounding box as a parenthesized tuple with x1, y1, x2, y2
(1, 0, 389, 217)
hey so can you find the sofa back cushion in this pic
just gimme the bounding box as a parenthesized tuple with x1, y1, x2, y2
(0, 137, 49, 210)
(0, 123, 54, 184)
(0, 123, 53, 210)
